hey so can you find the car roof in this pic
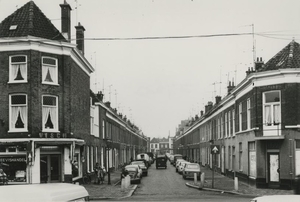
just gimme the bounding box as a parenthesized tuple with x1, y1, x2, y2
(251, 195, 300, 202)
(1, 183, 89, 201)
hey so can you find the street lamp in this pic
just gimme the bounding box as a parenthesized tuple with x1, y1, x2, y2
(104, 137, 112, 185)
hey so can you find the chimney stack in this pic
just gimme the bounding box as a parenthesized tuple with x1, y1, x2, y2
(104, 101, 111, 108)
(75, 22, 85, 55)
(215, 96, 222, 105)
(96, 91, 104, 101)
(227, 81, 235, 95)
(200, 110, 204, 116)
(60, 0, 72, 42)
(255, 57, 264, 72)
(205, 101, 213, 113)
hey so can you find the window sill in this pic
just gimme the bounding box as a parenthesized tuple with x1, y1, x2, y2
(8, 81, 28, 84)
(8, 130, 28, 133)
(235, 128, 256, 135)
(42, 82, 59, 86)
(42, 130, 60, 133)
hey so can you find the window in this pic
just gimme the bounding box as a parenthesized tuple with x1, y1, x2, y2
(228, 111, 231, 137)
(249, 142, 256, 177)
(239, 103, 242, 131)
(239, 143, 243, 171)
(42, 57, 58, 85)
(232, 109, 235, 136)
(232, 146, 235, 171)
(9, 55, 27, 83)
(42, 95, 58, 132)
(225, 112, 228, 137)
(102, 120, 105, 139)
(9, 94, 28, 132)
(263, 91, 281, 126)
(87, 146, 90, 172)
(228, 146, 231, 170)
(247, 99, 251, 129)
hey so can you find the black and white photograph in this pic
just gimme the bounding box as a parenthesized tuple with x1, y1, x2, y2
(1, 0, 300, 201)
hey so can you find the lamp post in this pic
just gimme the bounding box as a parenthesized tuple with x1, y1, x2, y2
(104, 137, 112, 185)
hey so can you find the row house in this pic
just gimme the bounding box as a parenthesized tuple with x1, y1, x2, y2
(90, 91, 148, 174)
(174, 40, 300, 189)
(150, 137, 173, 155)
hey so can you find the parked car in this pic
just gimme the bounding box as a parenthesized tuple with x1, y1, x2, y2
(173, 154, 183, 166)
(125, 166, 141, 184)
(125, 165, 142, 179)
(1, 183, 89, 201)
(182, 163, 201, 180)
(178, 161, 189, 174)
(175, 159, 186, 172)
(131, 160, 148, 176)
(250, 195, 300, 202)
(156, 155, 167, 169)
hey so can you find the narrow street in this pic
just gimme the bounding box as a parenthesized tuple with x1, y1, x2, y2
(119, 161, 253, 201)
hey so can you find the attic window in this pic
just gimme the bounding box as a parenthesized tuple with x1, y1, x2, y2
(9, 25, 18, 30)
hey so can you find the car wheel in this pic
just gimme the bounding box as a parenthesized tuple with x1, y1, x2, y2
(138, 179, 141, 184)
(183, 175, 186, 179)
(145, 172, 148, 176)
(165, 166, 167, 169)
(176, 168, 178, 172)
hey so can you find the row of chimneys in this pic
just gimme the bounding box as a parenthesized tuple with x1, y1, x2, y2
(60, 0, 85, 55)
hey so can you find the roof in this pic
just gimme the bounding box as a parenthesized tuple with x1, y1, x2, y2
(261, 40, 300, 71)
(0, 1, 66, 41)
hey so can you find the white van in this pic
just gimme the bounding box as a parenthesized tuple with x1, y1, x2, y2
(1, 183, 89, 201)
(136, 153, 150, 167)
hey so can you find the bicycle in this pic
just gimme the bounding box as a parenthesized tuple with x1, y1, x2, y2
(82, 172, 92, 184)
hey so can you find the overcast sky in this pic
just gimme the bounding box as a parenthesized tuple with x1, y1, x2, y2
(1, 0, 300, 139)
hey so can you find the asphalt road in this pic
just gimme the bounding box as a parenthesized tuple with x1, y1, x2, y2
(118, 161, 253, 201)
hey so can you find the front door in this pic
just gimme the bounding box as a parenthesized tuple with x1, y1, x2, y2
(268, 153, 280, 188)
(40, 154, 60, 183)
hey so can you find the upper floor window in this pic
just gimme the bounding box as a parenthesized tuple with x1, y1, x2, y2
(9, 55, 27, 83)
(42, 95, 58, 132)
(239, 103, 242, 132)
(42, 57, 58, 85)
(9, 94, 28, 132)
(263, 91, 281, 126)
(247, 99, 251, 129)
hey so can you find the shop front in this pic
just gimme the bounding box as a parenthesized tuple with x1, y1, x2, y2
(0, 138, 85, 184)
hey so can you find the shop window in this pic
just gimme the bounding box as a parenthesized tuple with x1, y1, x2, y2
(42, 96, 58, 132)
(0, 156, 27, 183)
(9, 94, 28, 132)
(42, 57, 58, 85)
(9, 55, 27, 83)
(8, 147, 17, 153)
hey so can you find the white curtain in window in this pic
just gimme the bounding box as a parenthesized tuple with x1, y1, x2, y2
(19, 106, 27, 128)
(273, 104, 280, 124)
(49, 107, 57, 129)
(19, 64, 27, 80)
(11, 64, 19, 81)
(265, 105, 271, 125)
(11, 106, 19, 129)
(42, 107, 51, 129)
(43, 65, 56, 83)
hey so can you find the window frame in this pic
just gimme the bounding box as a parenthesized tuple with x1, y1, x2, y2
(9, 94, 28, 132)
(247, 98, 251, 130)
(42, 95, 59, 132)
(9, 55, 27, 83)
(42, 56, 58, 85)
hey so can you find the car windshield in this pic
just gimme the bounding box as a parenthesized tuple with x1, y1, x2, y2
(126, 168, 136, 172)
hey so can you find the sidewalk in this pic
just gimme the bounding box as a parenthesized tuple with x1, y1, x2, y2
(186, 166, 294, 197)
(82, 170, 137, 200)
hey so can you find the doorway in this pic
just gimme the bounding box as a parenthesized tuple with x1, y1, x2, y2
(40, 154, 61, 183)
(267, 153, 280, 188)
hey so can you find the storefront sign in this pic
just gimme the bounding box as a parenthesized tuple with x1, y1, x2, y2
(0, 157, 26, 163)
(39, 132, 68, 138)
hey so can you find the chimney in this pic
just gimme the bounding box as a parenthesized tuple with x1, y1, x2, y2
(60, 0, 72, 42)
(255, 57, 264, 72)
(104, 101, 111, 108)
(205, 101, 213, 113)
(227, 81, 235, 95)
(96, 91, 104, 101)
(215, 96, 221, 105)
(75, 22, 85, 55)
(200, 110, 204, 116)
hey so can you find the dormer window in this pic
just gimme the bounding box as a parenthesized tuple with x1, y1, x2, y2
(42, 57, 58, 85)
(9, 55, 27, 83)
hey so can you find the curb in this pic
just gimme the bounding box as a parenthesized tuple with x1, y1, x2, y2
(185, 182, 256, 197)
(89, 184, 138, 201)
